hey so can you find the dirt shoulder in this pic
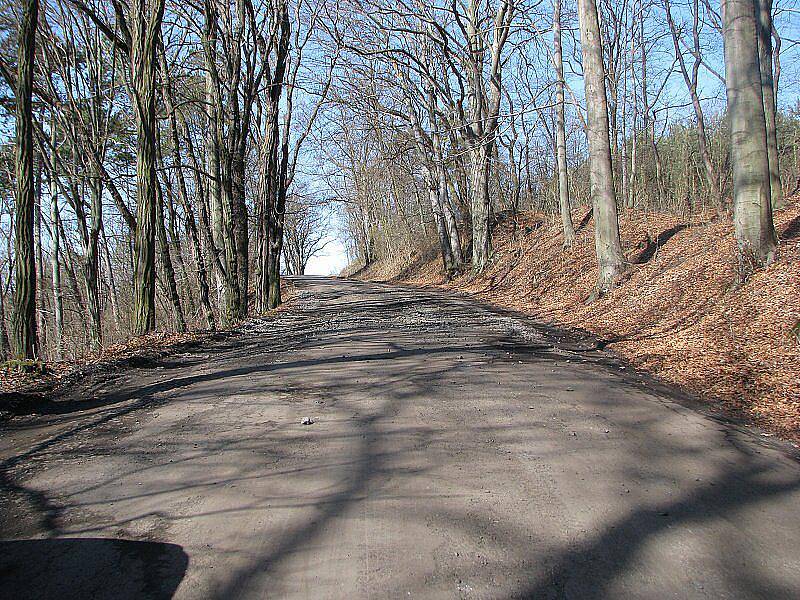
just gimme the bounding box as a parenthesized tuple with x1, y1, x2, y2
(0, 286, 299, 423)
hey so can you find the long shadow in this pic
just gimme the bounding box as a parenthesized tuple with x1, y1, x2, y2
(518, 460, 800, 598)
(1, 333, 230, 419)
(0, 538, 188, 600)
(0, 289, 532, 536)
(781, 213, 800, 240)
(633, 223, 690, 264)
(576, 207, 594, 232)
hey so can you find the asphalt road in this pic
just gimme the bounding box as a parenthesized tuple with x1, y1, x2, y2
(1, 277, 799, 599)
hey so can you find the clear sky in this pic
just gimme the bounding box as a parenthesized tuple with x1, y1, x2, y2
(305, 233, 349, 275)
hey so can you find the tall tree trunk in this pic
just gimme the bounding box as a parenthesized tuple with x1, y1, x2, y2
(85, 177, 103, 350)
(49, 121, 63, 359)
(577, 0, 625, 295)
(156, 186, 187, 332)
(12, 0, 39, 359)
(257, 3, 290, 312)
(470, 146, 492, 270)
(34, 154, 47, 353)
(0, 271, 10, 361)
(757, 0, 783, 208)
(722, 0, 777, 270)
(553, 0, 576, 248)
(231, 153, 249, 319)
(268, 108, 292, 310)
(130, 0, 165, 334)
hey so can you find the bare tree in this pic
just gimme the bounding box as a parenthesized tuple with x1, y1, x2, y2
(282, 194, 330, 275)
(664, 0, 722, 207)
(722, 0, 777, 272)
(552, 0, 575, 248)
(577, 0, 625, 295)
(127, 0, 166, 333)
(12, 0, 39, 359)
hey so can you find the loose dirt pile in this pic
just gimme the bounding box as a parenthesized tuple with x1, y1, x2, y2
(356, 200, 800, 443)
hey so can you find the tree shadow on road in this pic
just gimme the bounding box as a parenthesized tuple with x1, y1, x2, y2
(2, 278, 799, 598)
(516, 458, 799, 598)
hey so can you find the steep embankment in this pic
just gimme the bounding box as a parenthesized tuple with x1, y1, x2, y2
(355, 200, 800, 443)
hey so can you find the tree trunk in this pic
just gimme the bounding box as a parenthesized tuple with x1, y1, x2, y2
(156, 185, 187, 332)
(722, 0, 777, 270)
(428, 169, 455, 276)
(231, 153, 249, 319)
(757, 0, 783, 208)
(12, 0, 39, 359)
(101, 228, 122, 333)
(553, 0, 576, 248)
(34, 159, 47, 354)
(49, 121, 63, 359)
(130, 0, 165, 334)
(0, 270, 10, 361)
(471, 145, 492, 270)
(85, 177, 103, 350)
(577, 0, 625, 295)
(268, 110, 292, 310)
(439, 165, 464, 270)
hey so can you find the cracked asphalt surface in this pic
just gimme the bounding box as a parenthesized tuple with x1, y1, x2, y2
(1, 276, 799, 599)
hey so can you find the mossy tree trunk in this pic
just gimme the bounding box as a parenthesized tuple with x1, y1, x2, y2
(12, 0, 40, 360)
(129, 0, 165, 334)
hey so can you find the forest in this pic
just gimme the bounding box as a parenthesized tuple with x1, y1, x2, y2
(0, 0, 797, 361)
(2, 1, 800, 597)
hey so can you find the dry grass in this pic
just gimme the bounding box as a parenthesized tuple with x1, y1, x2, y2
(358, 199, 800, 444)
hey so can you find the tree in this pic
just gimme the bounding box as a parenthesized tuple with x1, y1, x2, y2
(664, 0, 722, 208)
(12, 0, 39, 359)
(756, 0, 782, 208)
(282, 193, 330, 276)
(576, 0, 625, 295)
(552, 0, 575, 248)
(464, 0, 515, 272)
(128, 0, 165, 333)
(722, 0, 777, 271)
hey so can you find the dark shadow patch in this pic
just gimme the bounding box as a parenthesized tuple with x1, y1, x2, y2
(576, 207, 594, 232)
(633, 224, 690, 264)
(781, 213, 800, 240)
(518, 461, 800, 598)
(0, 538, 188, 600)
